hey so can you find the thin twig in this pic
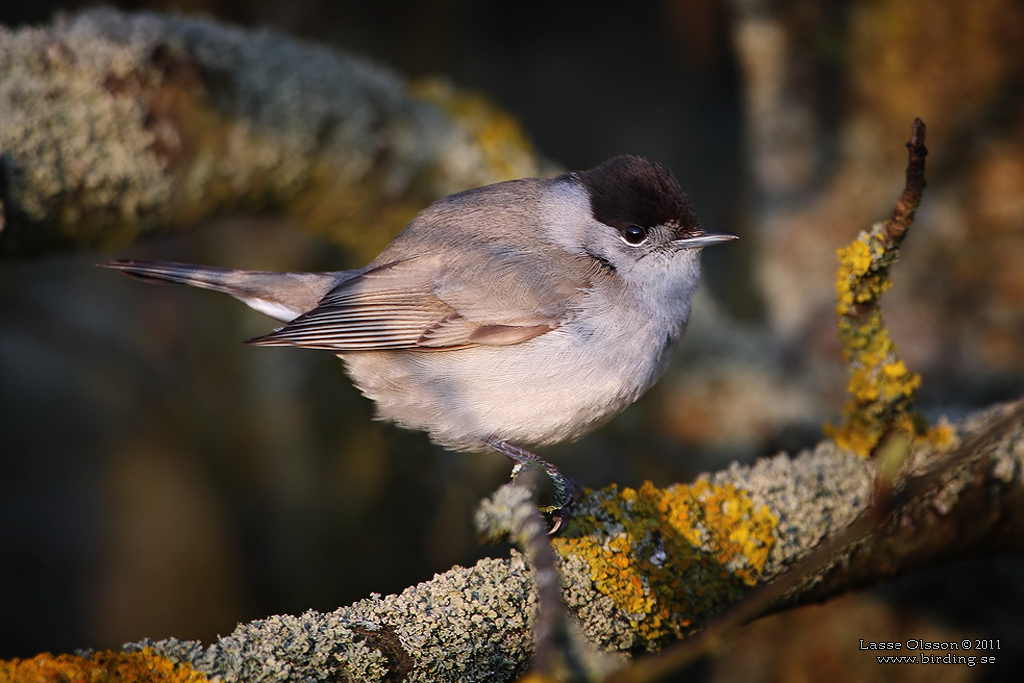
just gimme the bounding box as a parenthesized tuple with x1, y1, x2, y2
(827, 118, 931, 456)
(476, 470, 587, 681)
(881, 118, 928, 248)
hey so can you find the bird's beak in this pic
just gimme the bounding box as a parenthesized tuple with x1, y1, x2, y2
(671, 230, 740, 249)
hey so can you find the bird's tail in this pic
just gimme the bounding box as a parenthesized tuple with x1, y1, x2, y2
(101, 259, 340, 323)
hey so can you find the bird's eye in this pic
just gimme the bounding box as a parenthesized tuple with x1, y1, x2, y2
(623, 224, 648, 245)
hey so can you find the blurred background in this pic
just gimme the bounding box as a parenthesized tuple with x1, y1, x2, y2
(1, 0, 1023, 679)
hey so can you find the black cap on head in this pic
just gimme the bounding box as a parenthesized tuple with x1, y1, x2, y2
(575, 156, 701, 236)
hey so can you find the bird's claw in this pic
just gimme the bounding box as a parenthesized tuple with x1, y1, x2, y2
(541, 475, 582, 535)
(485, 438, 582, 535)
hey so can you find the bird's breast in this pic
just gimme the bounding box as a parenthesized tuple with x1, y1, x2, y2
(340, 293, 684, 452)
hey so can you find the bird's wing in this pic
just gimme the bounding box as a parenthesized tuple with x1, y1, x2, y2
(246, 250, 606, 351)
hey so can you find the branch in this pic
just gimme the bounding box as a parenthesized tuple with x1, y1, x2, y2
(5, 402, 1021, 683)
(604, 400, 1024, 683)
(881, 118, 928, 248)
(0, 9, 541, 258)
(825, 119, 938, 456)
(476, 469, 603, 682)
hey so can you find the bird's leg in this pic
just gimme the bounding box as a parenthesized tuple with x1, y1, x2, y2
(484, 438, 582, 534)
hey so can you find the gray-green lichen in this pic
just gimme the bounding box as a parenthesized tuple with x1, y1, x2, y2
(130, 555, 539, 683)
(0, 9, 541, 257)
(125, 404, 1024, 682)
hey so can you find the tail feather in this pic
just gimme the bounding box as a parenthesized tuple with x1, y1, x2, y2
(102, 260, 244, 292)
(101, 259, 342, 323)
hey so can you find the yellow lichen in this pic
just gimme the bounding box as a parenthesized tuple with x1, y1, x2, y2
(827, 225, 938, 457)
(553, 481, 778, 644)
(0, 649, 210, 683)
(837, 239, 873, 280)
(922, 419, 957, 450)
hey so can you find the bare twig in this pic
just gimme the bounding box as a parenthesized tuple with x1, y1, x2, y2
(881, 118, 929, 248)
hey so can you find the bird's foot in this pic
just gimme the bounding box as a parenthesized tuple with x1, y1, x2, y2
(538, 475, 582, 534)
(485, 438, 581, 534)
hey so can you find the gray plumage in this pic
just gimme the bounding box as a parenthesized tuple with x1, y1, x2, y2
(104, 156, 736, 520)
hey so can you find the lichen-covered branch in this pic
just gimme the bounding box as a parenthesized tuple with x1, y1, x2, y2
(0, 651, 209, 683)
(476, 470, 608, 682)
(0, 9, 541, 258)
(603, 402, 1024, 683)
(5, 404, 1020, 683)
(824, 119, 947, 456)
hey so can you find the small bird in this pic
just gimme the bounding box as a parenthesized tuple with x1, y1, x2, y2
(104, 155, 736, 531)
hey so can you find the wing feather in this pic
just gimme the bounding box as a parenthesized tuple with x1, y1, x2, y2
(247, 248, 607, 351)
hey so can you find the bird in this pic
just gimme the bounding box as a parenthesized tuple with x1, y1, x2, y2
(103, 155, 737, 532)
